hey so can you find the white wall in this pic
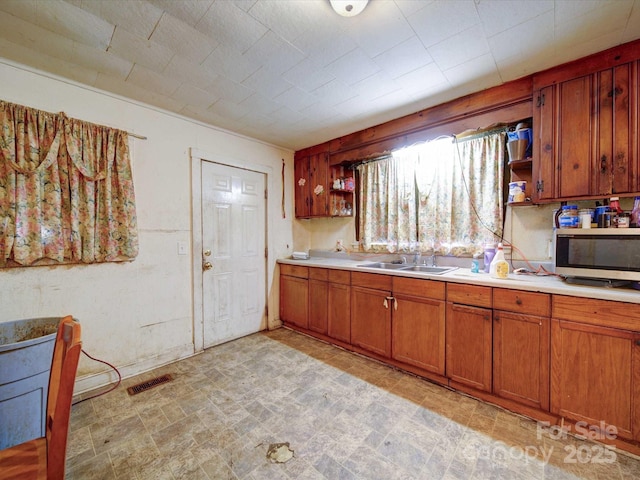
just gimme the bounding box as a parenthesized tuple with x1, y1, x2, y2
(0, 61, 295, 392)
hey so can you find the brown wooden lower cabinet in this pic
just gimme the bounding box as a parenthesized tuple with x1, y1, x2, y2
(494, 311, 549, 410)
(328, 282, 350, 343)
(351, 285, 392, 358)
(308, 277, 328, 334)
(391, 277, 445, 375)
(279, 265, 640, 452)
(551, 319, 640, 441)
(493, 288, 551, 411)
(446, 302, 493, 392)
(279, 273, 308, 329)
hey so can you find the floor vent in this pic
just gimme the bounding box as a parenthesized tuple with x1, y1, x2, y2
(127, 374, 173, 396)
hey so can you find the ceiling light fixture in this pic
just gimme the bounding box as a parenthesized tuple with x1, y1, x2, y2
(330, 0, 369, 17)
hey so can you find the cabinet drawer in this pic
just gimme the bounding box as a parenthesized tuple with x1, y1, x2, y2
(447, 283, 492, 308)
(493, 289, 550, 317)
(351, 272, 392, 290)
(308, 267, 328, 281)
(552, 295, 640, 331)
(280, 264, 308, 279)
(392, 277, 445, 300)
(328, 269, 350, 285)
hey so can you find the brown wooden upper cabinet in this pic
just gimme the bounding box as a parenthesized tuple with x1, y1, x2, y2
(533, 60, 639, 202)
(295, 153, 329, 218)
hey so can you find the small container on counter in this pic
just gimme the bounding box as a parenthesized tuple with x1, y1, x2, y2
(579, 208, 593, 229)
(616, 212, 630, 228)
(471, 254, 480, 273)
(558, 205, 579, 228)
(599, 211, 613, 228)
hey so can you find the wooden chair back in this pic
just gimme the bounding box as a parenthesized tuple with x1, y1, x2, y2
(46, 315, 82, 479)
(0, 315, 82, 480)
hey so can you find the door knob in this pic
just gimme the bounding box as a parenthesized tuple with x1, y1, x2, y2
(203, 261, 213, 271)
(203, 249, 211, 257)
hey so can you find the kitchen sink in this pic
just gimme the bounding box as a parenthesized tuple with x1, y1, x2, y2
(399, 265, 457, 275)
(357, 262, 408, 269)
(357, 263, 457, 275)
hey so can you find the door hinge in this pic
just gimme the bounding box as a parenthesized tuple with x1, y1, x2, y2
(535, 93, 546, 107)
(536, 180, 544, 193)
(265, 247, 268, 258)
(264, 188, 268, 200)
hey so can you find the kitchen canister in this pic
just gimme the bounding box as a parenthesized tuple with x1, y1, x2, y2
(508, 181, 526, 203)
(558, 205, 579, 228)
(578, 208, 593, 228)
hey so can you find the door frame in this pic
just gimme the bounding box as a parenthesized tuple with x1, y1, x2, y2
(190, 148, 274, 353)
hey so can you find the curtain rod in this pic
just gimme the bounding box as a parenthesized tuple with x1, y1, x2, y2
(127, 131, 147, 140)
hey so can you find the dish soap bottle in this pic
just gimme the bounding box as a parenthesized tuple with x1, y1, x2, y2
(489, 243, 509, 279)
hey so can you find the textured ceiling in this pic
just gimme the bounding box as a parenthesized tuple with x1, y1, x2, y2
(0, 0, 638, 150)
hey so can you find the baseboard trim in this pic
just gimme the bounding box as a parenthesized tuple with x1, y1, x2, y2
(74, 344, 196, 395)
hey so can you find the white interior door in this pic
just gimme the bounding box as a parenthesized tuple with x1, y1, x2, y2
(201, 161, 266, 348)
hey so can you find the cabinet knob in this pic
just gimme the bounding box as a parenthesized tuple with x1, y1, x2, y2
(601, 155, 608, 173)
(515, 298, 522, 306)
(635, 339, 640, 347)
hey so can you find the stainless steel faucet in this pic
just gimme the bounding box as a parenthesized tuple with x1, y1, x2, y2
(412, 252, 421, 265)
(428, 254, 437, 267)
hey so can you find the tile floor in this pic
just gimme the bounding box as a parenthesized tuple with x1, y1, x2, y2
(67, 328, 640, 479)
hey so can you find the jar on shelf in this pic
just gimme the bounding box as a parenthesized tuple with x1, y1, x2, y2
(558, 205, 579, 228)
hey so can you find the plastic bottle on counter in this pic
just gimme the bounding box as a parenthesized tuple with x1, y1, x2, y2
(631, 197, 640, 227)
(483, 243, 496, 273)
(471, 254, 480, 273)
(610, 197, 623, 215)
(489, 243, 509, 279)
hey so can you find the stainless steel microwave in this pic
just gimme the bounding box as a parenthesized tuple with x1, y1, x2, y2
(554, 229, 640, 281)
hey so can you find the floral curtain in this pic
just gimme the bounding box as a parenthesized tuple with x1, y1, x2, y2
(416, 133, 505, 256)
(357, 131, 504, 256)
(357, 155, 418, 253)
(0, 100, 138, 266)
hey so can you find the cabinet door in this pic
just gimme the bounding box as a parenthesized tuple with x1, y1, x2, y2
(392, 294, 445, 375)
(328, 283, 351, 343)
(309, 153, 329, 217)
(279, 275, 309, 329)
(494, 311, 549, 410)
(533, 85, 557, 202)
(351, 286, 391, 357)
(596, 64, 633, 196)
(557, 74, 594, 199)
(308, 279, 328, 334)
(446, 303, 492, 392)
(294, 157, 310, 218)
(551, 320, 634, 439)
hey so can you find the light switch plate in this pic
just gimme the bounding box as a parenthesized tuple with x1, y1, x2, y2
(178, 241, 188, 255)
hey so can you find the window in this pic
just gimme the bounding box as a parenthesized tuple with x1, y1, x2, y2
(0, 101, 138, 267)
(356, 130, 505, 256)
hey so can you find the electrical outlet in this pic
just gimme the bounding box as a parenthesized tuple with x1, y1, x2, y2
(177, 241, 187, 255)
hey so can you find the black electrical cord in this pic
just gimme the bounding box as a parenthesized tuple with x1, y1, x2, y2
(72, 349, 122, 405)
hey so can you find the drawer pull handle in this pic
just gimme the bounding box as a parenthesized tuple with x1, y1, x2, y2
(515, 298, 522, 305)
(635, 340, 640, 347)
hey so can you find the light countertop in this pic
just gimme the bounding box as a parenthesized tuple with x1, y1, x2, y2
(277, 255, 640, 304)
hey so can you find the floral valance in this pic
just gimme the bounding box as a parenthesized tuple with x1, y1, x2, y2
(0, 100, 138, 266)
